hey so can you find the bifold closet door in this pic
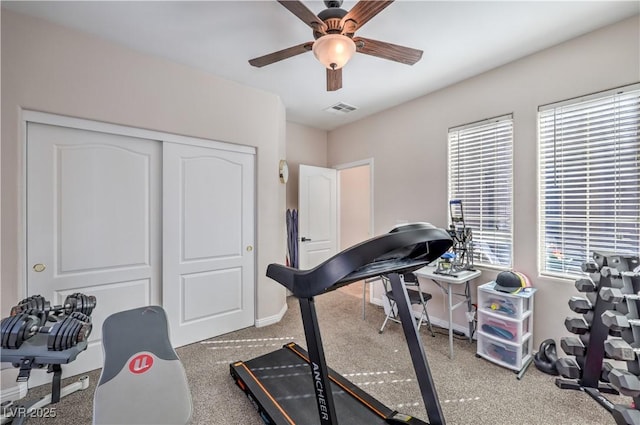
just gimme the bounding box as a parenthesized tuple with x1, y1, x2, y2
(162, 142, 255, 347)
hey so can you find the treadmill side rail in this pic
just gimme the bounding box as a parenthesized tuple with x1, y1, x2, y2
(230, 360, 292, 425)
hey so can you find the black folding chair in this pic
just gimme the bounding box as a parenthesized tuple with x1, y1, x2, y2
(379, 272, 435, 336)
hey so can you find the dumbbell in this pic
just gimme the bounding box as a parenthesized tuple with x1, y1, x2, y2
(569, 296, 592, 314)
(602, 310, 640, 332)
(0, 309, 47, 350)
(556, 357, 582, 379)
(602, 362, 616, 383)
(602, 287, 640, 304)
(612, 405, 640, 425)
(0, 311, 91, 350)
(602, 267, 623, 279)
(582, 261, 599, 274)
(11, 293, 97, 317)
(575, 277, 597, 293)
(565, 316, 591, 335)
(605, 339, 640, 362)
(609, 368, 640, 397)
(47, 312, 92, 351)
(561, 336, 586, 357)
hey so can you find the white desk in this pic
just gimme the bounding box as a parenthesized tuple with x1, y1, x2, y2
(414, 266, 481, 359)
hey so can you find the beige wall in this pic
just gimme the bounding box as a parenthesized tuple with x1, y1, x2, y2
(327, 16, 640, 348)
(1, 10, 288, 320)
(339, 165, 371, 250)
(285, 122, 328, 210)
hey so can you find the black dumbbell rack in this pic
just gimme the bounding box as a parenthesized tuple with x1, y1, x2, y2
(0, 293, 97, 424)
(556, 251, 640, 425)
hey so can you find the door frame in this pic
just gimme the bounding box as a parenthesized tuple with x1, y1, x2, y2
(334, 158, 378, 303)
(19, 109, 256, 308)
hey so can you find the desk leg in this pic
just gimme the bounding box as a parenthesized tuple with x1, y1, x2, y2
(362, 280, 366, 320)
(466, 282, 473, 342)
(448, 283, 454, 359)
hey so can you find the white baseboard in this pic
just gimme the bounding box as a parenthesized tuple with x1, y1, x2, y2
(255, 302, 288, 328)
(1, 367, 28, 403)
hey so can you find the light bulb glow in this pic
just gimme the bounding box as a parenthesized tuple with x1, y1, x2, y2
(312, 34, 356, 70)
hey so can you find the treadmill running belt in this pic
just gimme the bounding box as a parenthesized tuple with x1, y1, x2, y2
(232, 344, 391, 425)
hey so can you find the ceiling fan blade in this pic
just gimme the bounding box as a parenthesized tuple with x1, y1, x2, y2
(341, 0, 394, 32)
(353, 37, 423, 65)
(249, 42, 313, 67)
(327, 68, 342, 91)
(277, 0, 327, 33)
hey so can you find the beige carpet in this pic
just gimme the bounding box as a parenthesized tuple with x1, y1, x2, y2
(21, 287, 627, 424)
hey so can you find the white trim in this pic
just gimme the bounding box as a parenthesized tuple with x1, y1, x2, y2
(21, 110, 255, 154)
(255, 302, 288, 328)
(19, 116, 28, 301)
(1, 368, 28, 403)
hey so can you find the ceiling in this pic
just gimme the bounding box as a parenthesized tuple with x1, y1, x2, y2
(3, 1, 639, 131)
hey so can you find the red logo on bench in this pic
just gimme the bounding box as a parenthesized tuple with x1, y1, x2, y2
(129, 353, 154, 374)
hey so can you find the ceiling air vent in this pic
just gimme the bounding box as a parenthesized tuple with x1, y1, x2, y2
(324, 102, 358, 115)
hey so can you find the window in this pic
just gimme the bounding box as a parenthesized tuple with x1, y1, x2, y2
(448, 115, 513, 268)
(538, 84, 640, 278)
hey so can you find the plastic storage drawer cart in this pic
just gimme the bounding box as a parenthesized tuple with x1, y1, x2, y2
(477, 281, 537, 377)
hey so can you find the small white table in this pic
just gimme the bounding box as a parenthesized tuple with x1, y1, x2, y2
(415, 265, 481, 359)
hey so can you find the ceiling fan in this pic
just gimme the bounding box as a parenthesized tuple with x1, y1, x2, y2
(249, 0, 423, 91)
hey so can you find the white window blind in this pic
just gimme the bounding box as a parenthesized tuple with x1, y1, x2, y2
(538, 84, 640, 278)
(448, 115, 513, 268)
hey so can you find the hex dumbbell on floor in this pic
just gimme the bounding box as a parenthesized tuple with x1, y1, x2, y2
(10, 293, 97, 317)
(0, 311, 92, 350)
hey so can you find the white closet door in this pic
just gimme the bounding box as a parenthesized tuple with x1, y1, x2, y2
(163, 142, 255, 347)
(26, 122, 161, 382)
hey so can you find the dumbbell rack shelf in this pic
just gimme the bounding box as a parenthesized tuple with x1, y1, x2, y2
(556, 252, 640, 425)
(476, 281, 537, 379)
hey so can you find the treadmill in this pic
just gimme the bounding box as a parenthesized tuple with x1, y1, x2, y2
(231, 223, 453, 425)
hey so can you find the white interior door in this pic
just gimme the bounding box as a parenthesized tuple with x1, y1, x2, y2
(298, 165, 337, 269)
(163, 142, 255, 347)
(26, 122, 161, 384)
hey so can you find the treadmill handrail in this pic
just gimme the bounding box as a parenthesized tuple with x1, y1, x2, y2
(267, 226, 452, 299)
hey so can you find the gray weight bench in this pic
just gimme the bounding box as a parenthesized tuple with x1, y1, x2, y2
(93, 306, 192, 425)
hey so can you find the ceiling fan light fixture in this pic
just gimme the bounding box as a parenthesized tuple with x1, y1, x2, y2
(312, 34, 356, 70)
